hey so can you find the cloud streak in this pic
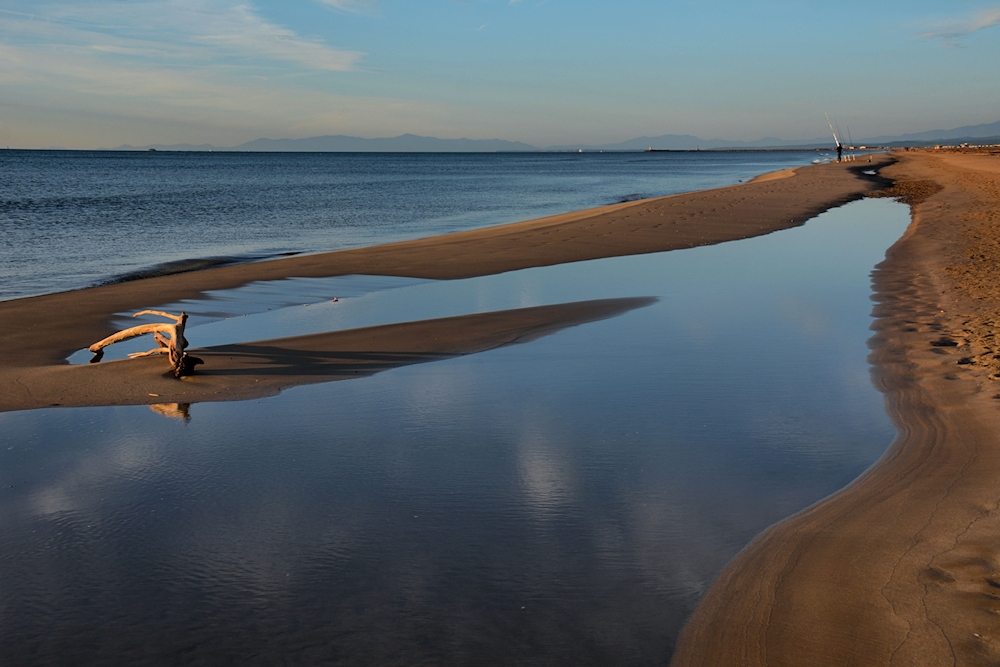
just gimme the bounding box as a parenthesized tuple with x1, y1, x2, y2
(0, 1, 467, 147)
(919, 7, 1000, 42)
(196, 3, 362, 70)
(1, 1, 363, 71)
(316, 0, 380, 17)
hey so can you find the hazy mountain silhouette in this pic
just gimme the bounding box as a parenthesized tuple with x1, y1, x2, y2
(863, 120, 1000, 144)
(112, 121, 1000, 152)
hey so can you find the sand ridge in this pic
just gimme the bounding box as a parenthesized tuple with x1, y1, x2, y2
(0, 299, 654, 412)
(0, 158, 888, 413)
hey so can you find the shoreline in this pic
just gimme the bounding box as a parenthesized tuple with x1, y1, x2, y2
(14, 150, 996, 661)
(0, 158, 888, 412)
(671, 149, 1000, 665)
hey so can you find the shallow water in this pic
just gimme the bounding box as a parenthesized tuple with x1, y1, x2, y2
(68, 274, 431, 363)
(2, 199, 907, 665)
(2, 150, 828, 300)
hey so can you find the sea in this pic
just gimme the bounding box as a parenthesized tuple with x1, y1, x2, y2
(0, 150, 833, 300)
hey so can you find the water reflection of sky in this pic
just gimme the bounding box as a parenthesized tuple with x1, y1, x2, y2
(3, 199, 908, 664)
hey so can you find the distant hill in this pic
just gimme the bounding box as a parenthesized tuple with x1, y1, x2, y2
(880, 135, 1000, 148)
(556, 121, 1000, 150)
(549, 134, 833, 151)
(233, 133, 537, 152)
(110, 121, 1000, 153)
(113, 132, 835, 152)
(114, 134, 537, 152)
(863, 120, 1000, 145)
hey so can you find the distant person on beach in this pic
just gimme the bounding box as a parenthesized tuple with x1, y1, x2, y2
(837, 144, 843, 162)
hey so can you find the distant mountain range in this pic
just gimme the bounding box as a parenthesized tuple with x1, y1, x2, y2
(547, 134, 834, 151)
(862, 120, 1000, 145)
(116, 134, 537, 152)
(113, 120, 1000, 152)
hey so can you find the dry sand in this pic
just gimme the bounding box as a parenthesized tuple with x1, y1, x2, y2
(0, 157, 887, 412)
(671, 148, 1000, 666)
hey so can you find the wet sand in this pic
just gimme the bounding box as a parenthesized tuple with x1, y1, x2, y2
(5, 299, 654, 411)
(0, 157, 887, 412)
(671, 149, 1000, 666)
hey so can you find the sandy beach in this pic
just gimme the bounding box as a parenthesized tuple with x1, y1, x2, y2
(0, 157, 887, 412)
(671, 148, 1000, 666)
(15, 148, 999, 662)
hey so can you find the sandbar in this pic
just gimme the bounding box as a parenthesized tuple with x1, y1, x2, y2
(0, 158, 888, 413)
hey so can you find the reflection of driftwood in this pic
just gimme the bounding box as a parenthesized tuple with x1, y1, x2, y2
(89, 310, 202, 377)
(149, 403, 191, 420)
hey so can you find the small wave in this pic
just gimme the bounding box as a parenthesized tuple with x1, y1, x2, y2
(97, 252, 301, 286)
(616, 193, 647, 204)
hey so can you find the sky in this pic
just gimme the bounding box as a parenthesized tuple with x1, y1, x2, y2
(1, 0, 999, 149)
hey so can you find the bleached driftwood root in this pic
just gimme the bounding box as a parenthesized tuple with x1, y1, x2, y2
(89, 310, 203, 377)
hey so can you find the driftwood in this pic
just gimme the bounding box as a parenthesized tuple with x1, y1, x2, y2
(89, 310, 203, 377)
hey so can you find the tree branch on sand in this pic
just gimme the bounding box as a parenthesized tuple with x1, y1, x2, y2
(89, 310, 203, 377)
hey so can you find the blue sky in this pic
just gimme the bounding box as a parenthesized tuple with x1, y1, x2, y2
(1, 0, 998, 148)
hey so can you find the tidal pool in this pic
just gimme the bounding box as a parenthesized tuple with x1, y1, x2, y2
(3, 199, 908, 665)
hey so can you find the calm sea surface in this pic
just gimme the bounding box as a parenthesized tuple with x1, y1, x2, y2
(0, 150, 830, 300)
(0, 196, 907, 665)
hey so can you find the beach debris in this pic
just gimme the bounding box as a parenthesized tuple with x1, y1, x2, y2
(88, 310, 203, 377)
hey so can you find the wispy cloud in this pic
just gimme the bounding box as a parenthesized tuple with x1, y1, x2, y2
(1, 1, 363, 71)
(919, 7, 1000, 43)
(0, 1, 468, 147)
(316, 0, 380, 17)
(0, 35, 456, 147)
(196, 3, 361, 70)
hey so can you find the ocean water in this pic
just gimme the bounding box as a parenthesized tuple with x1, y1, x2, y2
(0, 150, 830, 300)
(0, 199, 908, 665)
